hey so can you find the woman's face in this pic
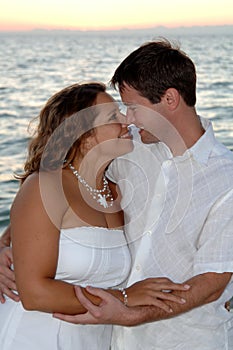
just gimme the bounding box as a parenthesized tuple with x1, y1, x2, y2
(89, 92, 133, 158)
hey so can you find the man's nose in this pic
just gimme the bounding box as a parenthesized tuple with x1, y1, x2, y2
(117, 112, 128, 127)
(126, 109, 136, 124)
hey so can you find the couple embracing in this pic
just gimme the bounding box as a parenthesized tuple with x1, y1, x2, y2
(0, 39, 233, 349)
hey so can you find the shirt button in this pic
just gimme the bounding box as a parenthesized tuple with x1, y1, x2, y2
(136, 265, 141, 271)
(147, 230, 152, 236)
(163, 160, 172, 167)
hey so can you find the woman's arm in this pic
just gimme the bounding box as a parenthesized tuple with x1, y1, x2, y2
(11, 173, 100, 314)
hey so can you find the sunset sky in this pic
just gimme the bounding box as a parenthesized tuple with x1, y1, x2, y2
(1, 0, 233, 31)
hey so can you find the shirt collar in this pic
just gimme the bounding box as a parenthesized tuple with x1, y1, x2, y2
(159, 117, 217, 165)
(188, 117, 216, 164)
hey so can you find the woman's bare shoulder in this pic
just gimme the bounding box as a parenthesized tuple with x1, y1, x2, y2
(11, 171, 68, 222)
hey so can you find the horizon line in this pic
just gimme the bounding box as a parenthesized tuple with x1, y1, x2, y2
(0, 23, 232, 33)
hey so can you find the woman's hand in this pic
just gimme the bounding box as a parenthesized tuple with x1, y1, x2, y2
(126, 277, 190, 312)
(0, 247, 19, 303)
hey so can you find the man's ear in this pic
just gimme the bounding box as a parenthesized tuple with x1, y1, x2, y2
(163, 88, 180, 111)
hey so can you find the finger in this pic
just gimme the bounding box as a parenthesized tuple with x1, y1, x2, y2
(148, 278, 190, 289)
(1, 287, 20, 302)
(5, 248, 13, 260)
(0, 288, 20, 302)
(68, 312, 98, 324)
(75, 286, 102, 317)
(85, 286, 115, 302)
(2, 248, 13, 263)
(146, 277, 173, 283)
(0, 267, 16, 281)
(151, 291, 186, 304)
(53, 313, 84, 323)
(149, 299, 173, 313)
(0, 278, 19, 301)
(151, 281, 190, 291)
(162, 283, 190, 291)
(6, 291, 20, 302)
(53, 312, 98, 324)
(0, 292, 6, 303)
(0, 275, 17, 290)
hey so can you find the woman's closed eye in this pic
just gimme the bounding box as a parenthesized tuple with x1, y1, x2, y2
(109, 112, 118, 121)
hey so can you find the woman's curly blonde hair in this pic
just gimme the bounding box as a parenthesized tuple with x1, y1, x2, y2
(18, 82, 106, 182)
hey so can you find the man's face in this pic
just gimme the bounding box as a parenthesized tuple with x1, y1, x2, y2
(120, 83, 164, 144)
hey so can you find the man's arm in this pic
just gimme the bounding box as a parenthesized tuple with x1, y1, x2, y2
(130, 272, 231, 325)
(0, 225, 19, 303)
(53, 272, 231, 325)
(0, 225, 11, 250)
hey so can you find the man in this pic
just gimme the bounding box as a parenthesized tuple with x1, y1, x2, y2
(1, 39, 233, 349)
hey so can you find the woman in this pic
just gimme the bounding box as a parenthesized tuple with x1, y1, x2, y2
(0, 82, 188, 350)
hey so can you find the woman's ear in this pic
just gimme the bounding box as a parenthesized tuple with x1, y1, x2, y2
(163, 88, 180, 111)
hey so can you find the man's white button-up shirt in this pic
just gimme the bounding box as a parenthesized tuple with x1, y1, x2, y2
(107, 118, 233, 349)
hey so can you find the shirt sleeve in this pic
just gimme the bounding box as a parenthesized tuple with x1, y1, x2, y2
(193, 189, 233, 275)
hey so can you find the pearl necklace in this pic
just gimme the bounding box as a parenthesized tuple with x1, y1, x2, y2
(68, 163, 114, 208)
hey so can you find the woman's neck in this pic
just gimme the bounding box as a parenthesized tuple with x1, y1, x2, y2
(71, 154, 111, 190)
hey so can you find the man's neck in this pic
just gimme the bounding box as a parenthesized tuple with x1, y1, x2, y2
(164, 114, 205, 156)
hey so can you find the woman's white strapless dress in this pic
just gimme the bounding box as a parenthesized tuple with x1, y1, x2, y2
(0, 226, 131, 350)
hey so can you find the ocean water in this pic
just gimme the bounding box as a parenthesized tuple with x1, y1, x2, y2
(0, 30, 233, 234)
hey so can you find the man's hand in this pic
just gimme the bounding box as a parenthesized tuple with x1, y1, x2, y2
(53, 286, 142, 326)
(0, 247, 19, 303)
